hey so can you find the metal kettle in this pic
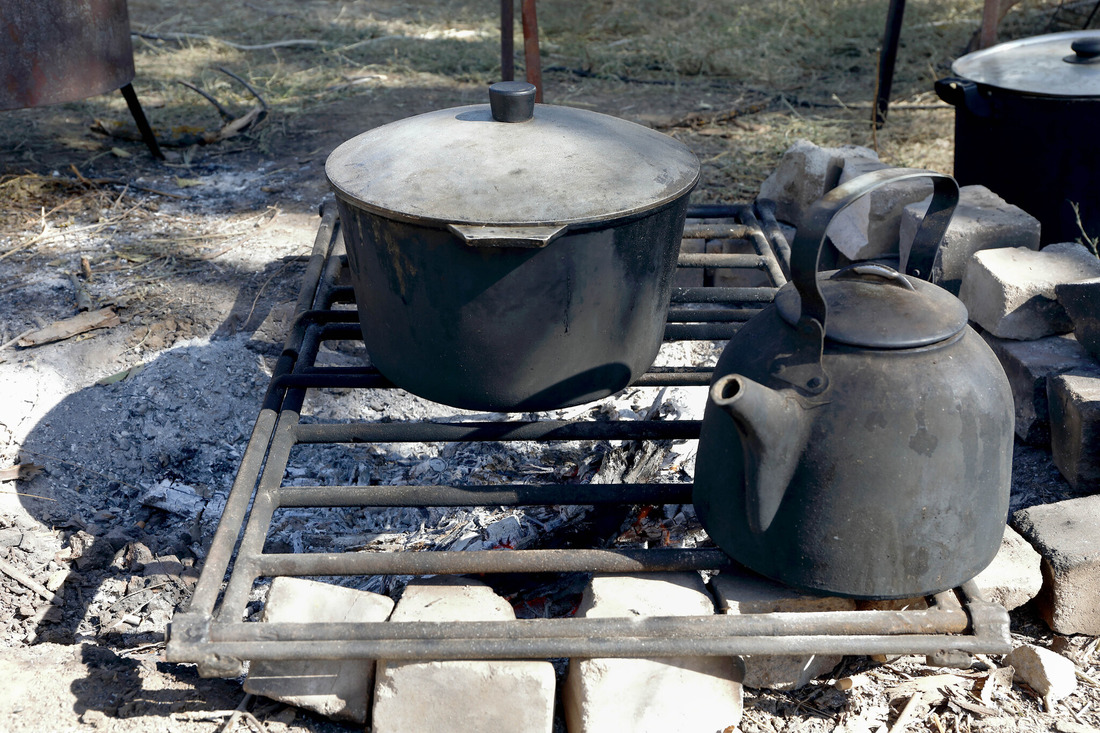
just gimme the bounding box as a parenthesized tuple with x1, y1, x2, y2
(692, 168, 1014, 599)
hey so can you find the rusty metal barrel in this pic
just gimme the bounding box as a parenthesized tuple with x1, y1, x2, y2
(1, 0, 135, 110)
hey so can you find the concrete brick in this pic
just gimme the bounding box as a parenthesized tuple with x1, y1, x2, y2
(372, 577, 555, 733)
(827, 159, 934, 262)
(1057, 277, 1100, 360)
(243, 577, 394, 724)
(980, 333, 1100, 444)
(960, 243, 1100, 339)
(1013, 494, 1100, 634)
(758, 139, 878, 228)
(564, 573, 743, 733)
(712, 572, 851, 690)
(1048, 373, 1100, 490)
(900, 185, 1040, 295)
(971, 525, 1043, 611)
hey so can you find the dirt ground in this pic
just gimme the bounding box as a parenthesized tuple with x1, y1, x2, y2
(2, 1, 1100, 731)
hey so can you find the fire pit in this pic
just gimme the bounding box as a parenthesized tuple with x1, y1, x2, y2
(166, 200, 1010, 676)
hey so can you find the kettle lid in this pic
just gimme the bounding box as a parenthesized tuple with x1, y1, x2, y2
(775, 263, 968, 349)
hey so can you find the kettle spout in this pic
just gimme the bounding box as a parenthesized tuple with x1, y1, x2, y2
(710, 374, 810, 534)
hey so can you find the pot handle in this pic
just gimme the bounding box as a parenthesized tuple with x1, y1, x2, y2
(448, 223, 568, 248)
(776, 168, 959, 394)
(935, 77, 992, 118)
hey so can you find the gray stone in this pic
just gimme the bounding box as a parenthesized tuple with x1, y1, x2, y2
(980, 333, 1100, 443)
(960, 243, 1100, 339)
(758, 139, 878, 227)
(970, 525, 1043, 611)
(712, 571, 851, 689)
(1057, 277, 1100, 360)
(243, 577, 394, 724)
(1048, 373, 1100, 489)
(372, 577, 555, 733)
(564, 573, 743, 733)
(900, 185, 1040, 295)
(1014, 494, 1100, 634)
(827, 159, 933, 262)
(1003, 644, 1078, 706)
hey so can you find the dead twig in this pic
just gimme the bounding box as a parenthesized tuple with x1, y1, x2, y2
(178, 81, 235, 122)
(132, 30, 323, 51)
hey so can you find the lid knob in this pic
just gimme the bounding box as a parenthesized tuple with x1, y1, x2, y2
(1066, 37, 1100, 64)
(489, 81, 536, 123)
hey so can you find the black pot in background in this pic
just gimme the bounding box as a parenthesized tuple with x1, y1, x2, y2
(936, 31, 1100, 245)
(327, 83, 700, 412)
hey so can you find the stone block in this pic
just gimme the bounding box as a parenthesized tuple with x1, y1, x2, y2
(243, 577, 395, 724)
(1003, 644, 1078, 706)
(758, 139, 878, 227)
(372, 577, 555, 733)
(1048, 373, 1100, 489)
(712, 571, 851, 690)
(1057, 277, 1100, 360)
(827, 159, 934, 262)
(564, 573, 743, 733)
(1013, 494, 1100, 634)
(980, 333, 1100, 443)
(960, 243, 1100, 339)
(971, 525, 1043, 611)
(900, 185, 1040, 295)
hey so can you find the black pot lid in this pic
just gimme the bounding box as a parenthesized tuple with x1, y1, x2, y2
(775, 264, 968, 349)
(325, 82, 700, 227)
(952, 30, 1100, 97)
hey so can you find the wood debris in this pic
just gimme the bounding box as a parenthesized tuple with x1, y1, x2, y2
(16, 307, 119, 347)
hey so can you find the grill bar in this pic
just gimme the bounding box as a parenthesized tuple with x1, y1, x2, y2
(167, 199, 1011, 676)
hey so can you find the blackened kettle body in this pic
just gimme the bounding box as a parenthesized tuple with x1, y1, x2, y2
(693, 169, 1013, 599)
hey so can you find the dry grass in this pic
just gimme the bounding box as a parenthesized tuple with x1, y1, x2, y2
(111, 0, 1063, 185)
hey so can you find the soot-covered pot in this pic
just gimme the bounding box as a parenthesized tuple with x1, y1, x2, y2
(326, 82, 699, 412)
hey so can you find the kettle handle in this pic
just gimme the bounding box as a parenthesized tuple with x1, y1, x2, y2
(772, 168, 958, 395)
(790, 168, 959, 340)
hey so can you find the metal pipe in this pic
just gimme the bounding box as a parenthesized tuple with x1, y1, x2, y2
(180, 629, 1011, 661)
(252, 548, 731, 577)
(672, 287, 777, 304)
(274, 482, 695, 508)
(677, 253, 769, 269)
(665, 307, 759, 323)
(293, 419, 702, 444)
(875, 0, 907, 128)
(664, 323, 739, 341)
(210, 606, 973, 645)
(521, 0, 542, 101)
(185, 206, 340, 616)
(681, 224, 755, 240)
(501, 0, 514, 81)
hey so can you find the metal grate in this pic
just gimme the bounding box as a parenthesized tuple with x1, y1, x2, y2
(167, 201, 1010, 677)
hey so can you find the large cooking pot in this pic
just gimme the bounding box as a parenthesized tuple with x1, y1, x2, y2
(326, 82, 699, 412)
(936, 31, 1100, 245)
(692, 168, 1013, 599)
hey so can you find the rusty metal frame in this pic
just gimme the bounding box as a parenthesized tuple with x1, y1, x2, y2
(167, 201, 1010, 677)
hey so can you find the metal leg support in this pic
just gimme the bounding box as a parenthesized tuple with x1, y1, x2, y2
(119, 82, 164, 160)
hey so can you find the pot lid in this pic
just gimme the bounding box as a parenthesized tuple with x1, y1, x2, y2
(775, 264, 968, 349)
(325, 82, 700, 227)
(951, 30, 1100, 97)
